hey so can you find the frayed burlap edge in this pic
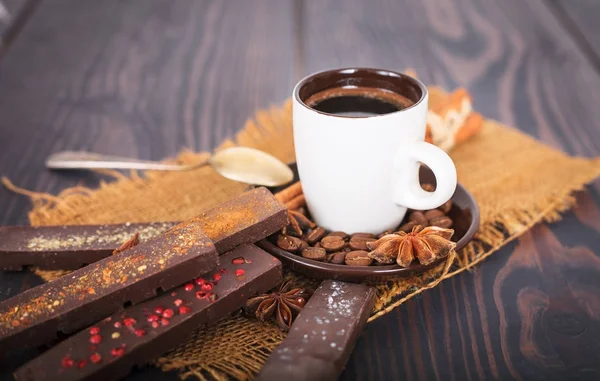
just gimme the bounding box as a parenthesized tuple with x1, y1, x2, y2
(366, 189, 583, 322)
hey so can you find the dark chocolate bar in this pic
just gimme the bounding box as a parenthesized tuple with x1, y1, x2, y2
(1, 186, 288, 271)
(0, 187, 287, 351)
(14, 245, 283, 381)
(0, 222, 177, 270)
(256, 280, 375, 381)
(189, 187, 288, 254)
(0, 219, 217, 353)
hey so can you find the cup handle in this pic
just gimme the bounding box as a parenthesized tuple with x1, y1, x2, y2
(392, 140, 457, 210)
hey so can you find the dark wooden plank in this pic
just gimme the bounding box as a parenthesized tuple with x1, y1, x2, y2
(0, 0, 296, 225)
(0, 1, 12, 31)
(553, 0, 600, 71)
(0, 0, 28, 33)
(0, 0, 39, 56)
(1, 0, 600, 380)
(0, 0, 295, 379)
(345, 196, 600, 381)
(301, 0, 600, 158)
(297, 0, 600, 379)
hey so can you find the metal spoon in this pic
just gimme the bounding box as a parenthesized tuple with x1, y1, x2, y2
(45, 147, 294, 187)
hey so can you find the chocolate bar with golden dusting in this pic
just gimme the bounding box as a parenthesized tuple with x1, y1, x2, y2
(0, 187, 288, 352)
(0, 222, 177, 271)
(0, 218, 217, 353)
(1, 187, 288, 271)
(14, 245, 283, 381)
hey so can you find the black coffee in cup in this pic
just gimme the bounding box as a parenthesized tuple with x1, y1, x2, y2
(293, 68, 456, 234)
(305, 87, 415, 117)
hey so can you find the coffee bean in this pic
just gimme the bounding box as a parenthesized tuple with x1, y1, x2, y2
(306, 227, 326, 245)
(422, 183, 435, 192)
(409, 211, 428, 226)
(301, 247, 326, 261)
(314, 242, 322, 249)
(429, 216, 453, 228)
(397, 221, 417, 233)
(438, 200, 453, 214)
(276, 234, 303, 252)
(298, 239, 309, 253)
(348, 236, 376, 251)
(328, 251, 347, 265)
(350, 232, 376, 239)
(424, 209, 445, 220)
(321, 236, 346, 252)
(327, 231, 348, 240)
(345, 250, 373, 266)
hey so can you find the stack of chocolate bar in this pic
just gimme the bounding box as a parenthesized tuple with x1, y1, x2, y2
(1, 188, 288, 380)
(1, 187, 377, 381)
(13, 245, 282, 381)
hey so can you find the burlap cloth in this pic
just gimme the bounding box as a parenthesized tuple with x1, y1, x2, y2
(4, 86, 600, 380)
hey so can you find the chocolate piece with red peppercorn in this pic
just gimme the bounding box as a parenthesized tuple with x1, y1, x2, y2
(14, 245, 282, 381)
(0, 187, 288, 352)
(0, 214, 218, 353)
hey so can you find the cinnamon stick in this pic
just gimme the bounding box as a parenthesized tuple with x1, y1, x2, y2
(275, 182, 302, 204)
(285, 194, 306, 211)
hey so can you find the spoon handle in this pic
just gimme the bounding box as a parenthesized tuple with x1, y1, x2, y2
(46, 151, 193, 171)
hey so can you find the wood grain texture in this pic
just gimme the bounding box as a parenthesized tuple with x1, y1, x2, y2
(295, 0, 600, 379)
(300, 0, 600, 157)
(0, 0, 599, 380)
(0, 0, 296, 225)
(0, 0, 294, 379)
(554, 0, 600, 70)
(344, 201, 600, 381)
(0, 0, 40, 61)
(0, 0, 30, 34)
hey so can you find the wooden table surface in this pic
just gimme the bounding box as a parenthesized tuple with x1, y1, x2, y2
(1, 1, 600, 380)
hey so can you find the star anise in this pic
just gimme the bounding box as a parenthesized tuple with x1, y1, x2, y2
(283, 208, 316, 236)
(244, 280, 309, 331)
(367, 225, 456, 267)
(112, 232, 140, 255)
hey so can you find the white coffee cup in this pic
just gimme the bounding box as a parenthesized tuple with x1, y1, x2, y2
(293, 68, 457, 234)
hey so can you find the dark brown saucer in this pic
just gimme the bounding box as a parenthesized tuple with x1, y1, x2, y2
(260, 165, 480, 282)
